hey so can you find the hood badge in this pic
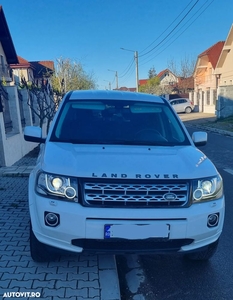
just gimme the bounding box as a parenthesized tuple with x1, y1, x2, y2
(164, 193, 177, 201)
(196, 155, 207, 167)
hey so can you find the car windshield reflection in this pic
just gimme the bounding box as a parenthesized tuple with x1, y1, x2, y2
(50, 99, 190, 146)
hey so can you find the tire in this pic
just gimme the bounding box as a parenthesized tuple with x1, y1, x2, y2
(184, 239, 219, 261)
(185, 106, 192, 114)
(30, 223, 58, 262)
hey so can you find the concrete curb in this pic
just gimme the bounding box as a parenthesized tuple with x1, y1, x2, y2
(185, 123, 233, 137)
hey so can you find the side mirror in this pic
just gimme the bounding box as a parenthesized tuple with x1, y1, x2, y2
(24, 126, 46, 143)
(192, 131, 207, 147)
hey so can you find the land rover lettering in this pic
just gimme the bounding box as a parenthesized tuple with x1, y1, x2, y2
(92, 173, 179, 179)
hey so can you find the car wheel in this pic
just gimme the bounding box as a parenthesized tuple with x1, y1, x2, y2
(30, 222, 58, 262)
(185, 106, 192, 113)
(184, 239, 219, 261)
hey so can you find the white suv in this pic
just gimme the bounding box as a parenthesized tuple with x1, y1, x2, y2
(24, 90, 225, 262)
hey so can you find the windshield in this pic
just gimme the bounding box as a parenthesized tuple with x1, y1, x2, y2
(50, 99, 190, 146)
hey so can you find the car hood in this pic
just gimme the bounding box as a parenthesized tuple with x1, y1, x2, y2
(39, 142, 218, 180)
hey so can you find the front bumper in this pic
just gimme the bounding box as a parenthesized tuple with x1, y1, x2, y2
(29, 191, 225, 254)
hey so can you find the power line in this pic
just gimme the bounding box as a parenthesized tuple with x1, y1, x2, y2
(118, 57, 135, 78)
(139, 0, 214, 67)
(139, 0, 200, 58)
(140, 0, 196, 55)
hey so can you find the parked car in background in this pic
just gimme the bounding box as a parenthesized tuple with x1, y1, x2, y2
(169, 98, 194, 113)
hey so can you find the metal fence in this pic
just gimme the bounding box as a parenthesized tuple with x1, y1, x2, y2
(18, 89, 26, 127)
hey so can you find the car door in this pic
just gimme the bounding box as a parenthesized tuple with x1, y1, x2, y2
(171, 100, 182, 113)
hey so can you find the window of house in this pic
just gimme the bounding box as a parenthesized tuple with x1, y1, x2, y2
(0, 55, 6, 73)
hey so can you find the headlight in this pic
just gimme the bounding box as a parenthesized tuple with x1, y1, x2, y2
(36, 172, 78, 201)
(192, 175, 223, 203)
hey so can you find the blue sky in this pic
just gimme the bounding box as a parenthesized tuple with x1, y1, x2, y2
(1, 0, 233, 89)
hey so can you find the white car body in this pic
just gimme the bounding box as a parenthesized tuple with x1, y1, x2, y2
(169, 98, 194, 113)
(24, 90, 225, 261)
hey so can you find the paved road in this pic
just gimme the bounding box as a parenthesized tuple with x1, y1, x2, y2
(179, 111, 216, 123)
(0, 175, 120, 299)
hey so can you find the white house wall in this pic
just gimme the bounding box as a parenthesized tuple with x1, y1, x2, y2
(160, 73, 178, 86)
(217, 49, 233, 86)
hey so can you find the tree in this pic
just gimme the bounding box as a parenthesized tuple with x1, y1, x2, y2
(139, 75, 160, 94)
(20, 57, 97, 134)
(167, 56, 195, 78)
(52, 57, 96, 96)
(148, 66, 157, 79)
(167, 56, 195, 93)
(21, 78, 60, 134)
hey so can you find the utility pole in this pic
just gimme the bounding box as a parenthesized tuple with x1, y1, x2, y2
(108, 69, 118, 89)
(103, 80, 111, 90)
(134, 51, 139, 92)
(120, 48, 139, 92)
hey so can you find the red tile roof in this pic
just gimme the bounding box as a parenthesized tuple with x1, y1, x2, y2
(10, 55, 31, 68)
(29, 61, 54, 78)
(198, 41, 225, 69)
(139, 79, 148, 86)
(157, 69, 172, 78)
(177, 76, 194, 90)
(34, 61, 55, 71)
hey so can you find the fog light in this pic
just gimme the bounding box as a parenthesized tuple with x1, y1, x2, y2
(45, 212, 60, 227)
(207, 213, 219, 227)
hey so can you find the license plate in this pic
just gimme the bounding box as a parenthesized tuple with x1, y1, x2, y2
(104, 224, 169, 239)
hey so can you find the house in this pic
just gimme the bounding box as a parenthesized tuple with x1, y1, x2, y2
(0, 6, 18, 82)
(190, 41, 225, 113)
(0, 6, 54, 166)
(139, 79, 148, 86)
(115, 86, 136, 92)
(30, 60, 54, 82)
(0, 6, 32, 167)
(215, 24, 233, 87)
(214, 24, 233, 118)
(193, 41, 225, 91)
(9, 56, 34, 85)
(139, 70, 178, 88)
(157, 69, 178, 87)
(10, 56, 54, 86)
(175, 77, 194, 93)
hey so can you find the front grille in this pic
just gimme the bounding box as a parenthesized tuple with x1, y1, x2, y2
(71, 238, 194, 253)
(82, 180, 190, 208)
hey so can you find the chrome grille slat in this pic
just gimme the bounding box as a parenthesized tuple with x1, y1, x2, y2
(83, 181, 189, 207)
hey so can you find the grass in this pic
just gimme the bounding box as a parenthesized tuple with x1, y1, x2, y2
(202, 116, 233, 132)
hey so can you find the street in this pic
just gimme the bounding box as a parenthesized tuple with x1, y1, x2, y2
(116, 114, 233, 300)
